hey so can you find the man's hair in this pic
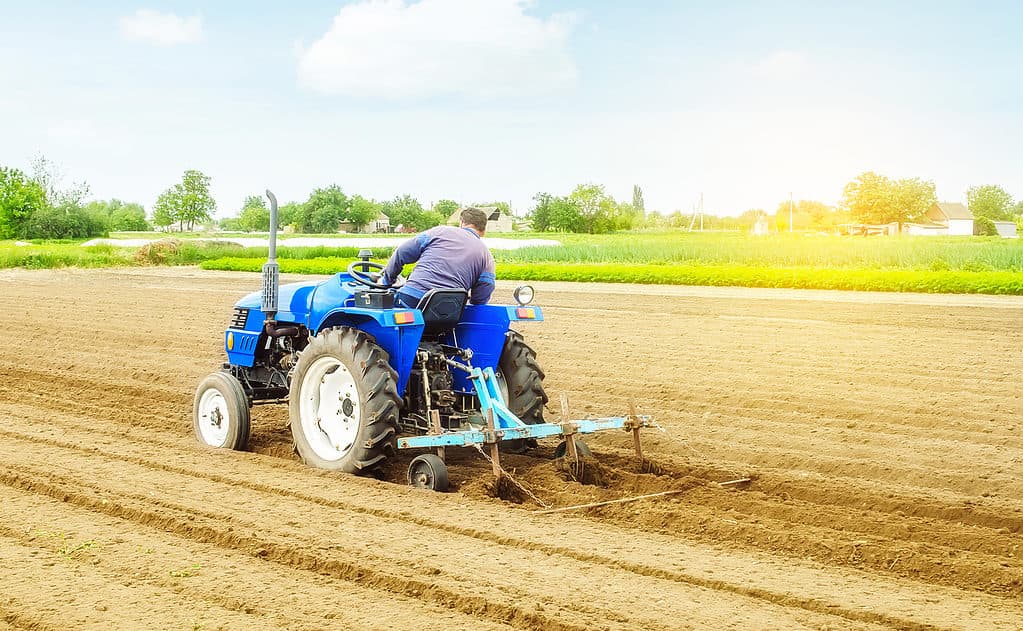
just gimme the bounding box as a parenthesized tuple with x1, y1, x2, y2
(459, 207, 488, 233)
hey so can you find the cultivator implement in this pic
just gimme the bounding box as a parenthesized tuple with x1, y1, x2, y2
(399, 365, 656, 491)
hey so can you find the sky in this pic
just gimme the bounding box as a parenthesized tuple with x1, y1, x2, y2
(2, 0, 1022, 217)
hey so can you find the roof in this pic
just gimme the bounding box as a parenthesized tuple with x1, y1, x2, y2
(447, 206, 503, 223)
(935, 202, 973, 220)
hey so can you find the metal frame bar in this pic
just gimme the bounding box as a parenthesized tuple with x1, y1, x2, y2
(396, 366, 654, 450)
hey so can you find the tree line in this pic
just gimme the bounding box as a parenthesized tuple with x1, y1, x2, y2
(219, 187, 488, 234)
(4, 159, 1023, 240)
(527, 184, 646, 234)
(644, 173, 1023, 235)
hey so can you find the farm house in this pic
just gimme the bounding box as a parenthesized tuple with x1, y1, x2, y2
(338, 213, 390, 234)
(447, 206, 514, 232)
(924, 202, 974, 236)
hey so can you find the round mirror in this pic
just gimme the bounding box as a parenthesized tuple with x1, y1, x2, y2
(513, 285, 534, 305)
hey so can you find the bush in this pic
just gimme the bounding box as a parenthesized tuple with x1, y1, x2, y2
(974, 216, 998, 236)
(22, 205, 107, 239)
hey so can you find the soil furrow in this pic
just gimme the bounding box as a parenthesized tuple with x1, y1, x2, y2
(3, 267, 1023, 630)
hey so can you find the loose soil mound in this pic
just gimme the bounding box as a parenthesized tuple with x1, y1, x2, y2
(1, 267, 1021, 630)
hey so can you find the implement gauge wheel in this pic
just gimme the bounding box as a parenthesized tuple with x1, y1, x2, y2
(193, 371, 250, 451)
(289, 327, 401, 474)
(407, 454, 449, 492)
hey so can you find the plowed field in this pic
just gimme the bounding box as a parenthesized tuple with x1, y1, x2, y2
(1, 267, 1021, 630)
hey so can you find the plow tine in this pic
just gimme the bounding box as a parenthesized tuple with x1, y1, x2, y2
(486, 408, 501, 478)
(628, 400, 643, 461)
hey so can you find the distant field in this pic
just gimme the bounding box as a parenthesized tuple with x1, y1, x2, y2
(3, 232, 1022, 294)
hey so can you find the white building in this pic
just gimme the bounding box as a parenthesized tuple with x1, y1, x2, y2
(993, 221, 1018, 238)
(925, 202, 974, 236)
(447, 206, 514, 233)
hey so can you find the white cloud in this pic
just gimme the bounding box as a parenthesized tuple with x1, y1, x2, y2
(753, 51, 809, 80)
(297, 0, 577, 99)
(119, 10, 202, 46)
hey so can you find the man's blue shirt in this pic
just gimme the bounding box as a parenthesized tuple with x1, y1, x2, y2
(382, 226, 496, 305)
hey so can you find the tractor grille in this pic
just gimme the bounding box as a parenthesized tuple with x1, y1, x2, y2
(229, 308, 250, 329)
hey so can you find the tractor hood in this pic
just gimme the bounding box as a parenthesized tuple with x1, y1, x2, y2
(236, 280, 320, 325)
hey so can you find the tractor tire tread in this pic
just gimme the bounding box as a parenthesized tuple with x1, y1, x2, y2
(289, 327, 400, 474)
(498, 330, 548, 426)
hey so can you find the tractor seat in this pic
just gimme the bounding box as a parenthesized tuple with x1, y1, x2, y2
(416, 288, 468, 336)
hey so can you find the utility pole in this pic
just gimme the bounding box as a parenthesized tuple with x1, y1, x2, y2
(700, 192, 704, 232)
(789, 192, 794, 233)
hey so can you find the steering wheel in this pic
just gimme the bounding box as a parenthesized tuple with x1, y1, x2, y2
(347, 260, 404, 290)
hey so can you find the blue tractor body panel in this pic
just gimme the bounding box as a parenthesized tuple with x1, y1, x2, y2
(223, 272, 542, 397)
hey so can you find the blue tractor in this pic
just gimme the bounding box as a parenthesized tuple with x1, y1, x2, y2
(194, 191, 652, 491)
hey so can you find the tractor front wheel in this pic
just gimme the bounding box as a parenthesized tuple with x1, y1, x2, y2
(193, 371, 250, 451)
(289, 327, 401, 473)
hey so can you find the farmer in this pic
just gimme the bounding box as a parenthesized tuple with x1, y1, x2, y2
(381, 207, 496, 308)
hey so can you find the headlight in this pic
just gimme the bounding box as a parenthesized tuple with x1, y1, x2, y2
(513, 285, 534, 305)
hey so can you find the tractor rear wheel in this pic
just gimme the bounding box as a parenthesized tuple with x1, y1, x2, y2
(497, 331, 549, 453)
(289, 327, 401, 473)
(193, 371, 250, 451)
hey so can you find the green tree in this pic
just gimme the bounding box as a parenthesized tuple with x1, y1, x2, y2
(736, 208, 767, 230)
(381, 194, 425, 231)
(85, 199, 149, 231)
(773, 199, 835, 231)
(152, 190, 176, 230)
(568, 183, 618, 233)
(528, 193, 554, 232)
(238, 195, 270, 232)
(31, 155, 89, 209)
(642, 211, 667, 229)
(219, 217, 243, 231)
(347, 195, 380, 232)
(974, 216, 998, 236)
(110, 203, 148, 231)
(277, 202, 302, 230)
(153, 170, 215, 231)
(414, 210, 445, 231)
(841, 172, 935, 226)
(16, 157, 105, 239)
(614, 201, 643, 230)
(176, 170, 215, 230)
(549, 196, 581, 232)
(967, 185, 1014, 221)
(0, 166, 47, 239)
(472, 201, 511, 216)
(632, 185, 645, 214)
(300, 185, 349, 233)
(432, 199, 459, 222)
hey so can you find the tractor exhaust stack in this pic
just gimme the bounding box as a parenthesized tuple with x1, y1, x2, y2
(262, 190, 279, 322)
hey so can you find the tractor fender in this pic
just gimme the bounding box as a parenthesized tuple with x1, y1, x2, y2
(314, 307, 424, 397)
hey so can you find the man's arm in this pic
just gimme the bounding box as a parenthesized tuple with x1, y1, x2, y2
(469, 257, 496, 305)
(382, 232, 431, 284)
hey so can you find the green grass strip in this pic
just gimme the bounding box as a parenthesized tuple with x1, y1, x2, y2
(198, 257, 1023, 295)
